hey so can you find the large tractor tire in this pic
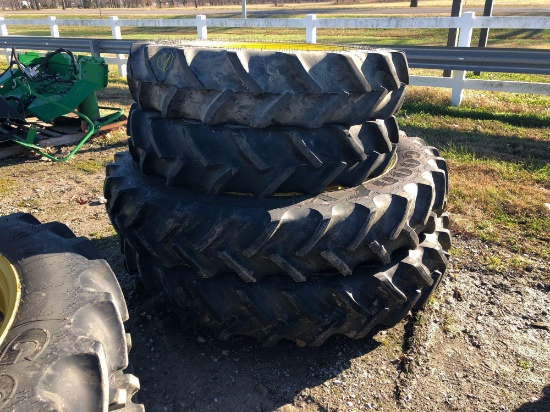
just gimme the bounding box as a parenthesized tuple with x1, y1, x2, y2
(125, 216, 449, 347)
(0, 213, 143, 412)
(127, 106, 399, 196)
(105, 134, 449, 283)
(128, 43, 409, 128)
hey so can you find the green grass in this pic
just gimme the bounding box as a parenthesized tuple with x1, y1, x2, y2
(16, 197, 40, 209)
(427, 296, 438, 308)
(0, 178, 16, 196)
(0, 27, 548, 261)
(3, 67, 550, 261)
(73, 158, 109, 174)
(485, 255, 503, 271)
(2, 13, 549, 49)
(442, 315, 461, 335)
(4, 25, 548, 49)
(517, 359, 532, 371)
(398, 85, 550, 259)
(91, 234, 119, 252)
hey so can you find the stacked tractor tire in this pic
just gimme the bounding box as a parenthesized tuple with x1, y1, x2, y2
(105, 42, 451, 346)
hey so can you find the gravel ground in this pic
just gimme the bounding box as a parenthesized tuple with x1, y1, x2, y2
(0, 139, 548, 412)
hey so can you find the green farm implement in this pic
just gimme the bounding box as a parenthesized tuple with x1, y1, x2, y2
(0, 48, 124, 161)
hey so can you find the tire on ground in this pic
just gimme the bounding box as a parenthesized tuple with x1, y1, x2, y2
(125, 216, 450, 346)
(128, 43, 409, 128)
(0, 213, 143, 412)
(105, 134, 449, 283)
(128, 106, 399, 196)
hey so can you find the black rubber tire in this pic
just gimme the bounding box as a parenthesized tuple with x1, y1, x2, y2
(127, 105, 399, 196)
(125, 216, 450, 347)
(105, 134, 448, 283)
(128, 43, 409, 128)
(0, 213, 143, 412)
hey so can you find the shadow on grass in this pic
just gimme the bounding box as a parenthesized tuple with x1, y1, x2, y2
(492, 28, 546, 40)
(128, 26, 197, 36)
(399, 101, 550, 170)
(399, 124, 550, 176)
(401, 101, 550, 129)
(400, 122, 549, 161)
(0, 134, 127, 169)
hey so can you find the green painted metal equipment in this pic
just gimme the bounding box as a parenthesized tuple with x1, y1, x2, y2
(0, 48, 124, 161)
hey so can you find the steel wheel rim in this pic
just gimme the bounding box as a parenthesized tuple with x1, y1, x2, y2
(0, 253, 21, 346)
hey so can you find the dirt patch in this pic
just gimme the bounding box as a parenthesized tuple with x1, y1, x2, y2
(401, 235, 549, 412)
(0, 124, 548, 412)
(118, 236, 549, 412)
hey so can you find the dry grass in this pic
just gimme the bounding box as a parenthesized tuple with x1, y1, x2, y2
(86, 71, 550, 262)
(4, 0, 550, 13)
(1, 56, 549, 260)
(399, 86, 549, 259)
(3, 1, 550, 49)
(3, 24, 548, 49)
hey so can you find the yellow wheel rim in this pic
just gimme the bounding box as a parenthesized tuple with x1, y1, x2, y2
(191, 41, 354, 52)
(0, 253, 21, 346)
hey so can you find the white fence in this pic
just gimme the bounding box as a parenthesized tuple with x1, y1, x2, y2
(1, 12, 549, 105)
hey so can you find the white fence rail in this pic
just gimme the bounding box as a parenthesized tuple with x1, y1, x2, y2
(1, 12, 549, 105)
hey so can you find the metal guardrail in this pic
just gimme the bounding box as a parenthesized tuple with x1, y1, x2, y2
(396, 46, 550, 76)
(2, 36, 549, 76)
(0, 36, 132, 56)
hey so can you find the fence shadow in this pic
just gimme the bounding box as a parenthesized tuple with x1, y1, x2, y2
(399, 123, 549, 167)
(402, 101, 550, 129)
(399, 101, 550, 167)
(493, 28, 545, 40)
